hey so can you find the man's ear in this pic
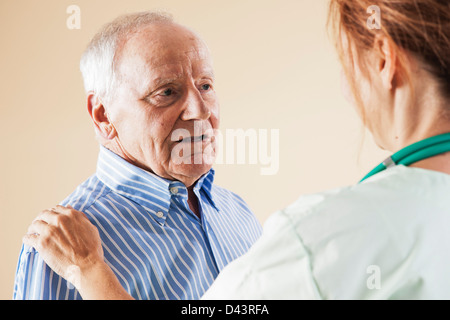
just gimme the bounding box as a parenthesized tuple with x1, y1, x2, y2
(86, 92, 117, 140)
(374, 36, 399, 91)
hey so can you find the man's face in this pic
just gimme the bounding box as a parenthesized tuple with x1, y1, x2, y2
(107, 23, 220, 187)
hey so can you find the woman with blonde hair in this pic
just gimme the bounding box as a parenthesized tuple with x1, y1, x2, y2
(23, 0, 450, 299)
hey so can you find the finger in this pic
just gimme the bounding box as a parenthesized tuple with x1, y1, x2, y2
(27, 219, 50, 236)
(55, 204, 71, 210)
(34, 209, 59, 225)
(55, 205, 90, 221)
(22, 233, 39, 249)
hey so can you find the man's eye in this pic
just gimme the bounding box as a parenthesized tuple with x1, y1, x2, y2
(161, 88, 174, 96)
(201, 84, 211, 91)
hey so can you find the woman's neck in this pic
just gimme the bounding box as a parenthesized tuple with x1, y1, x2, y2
(390, 75, 450, 174)
(409, 151, 450, 175)
(403, 122, 450, 175)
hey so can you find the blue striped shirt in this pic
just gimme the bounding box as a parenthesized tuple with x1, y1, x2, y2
(13, 146, 262, 300)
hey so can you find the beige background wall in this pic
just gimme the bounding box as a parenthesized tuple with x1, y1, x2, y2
(0, 0, 389, 299)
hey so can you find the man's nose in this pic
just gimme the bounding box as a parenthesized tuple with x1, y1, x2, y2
(180, 88, 211, 121)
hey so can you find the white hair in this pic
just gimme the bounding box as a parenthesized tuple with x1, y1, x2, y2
(79, 11, 174, 102)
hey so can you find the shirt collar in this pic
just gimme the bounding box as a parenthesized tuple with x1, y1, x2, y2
(195, 167, 217, 210)
(95, 146, 217, 224)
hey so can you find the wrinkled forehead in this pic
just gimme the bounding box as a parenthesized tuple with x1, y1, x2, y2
(117, 23, 213, 78)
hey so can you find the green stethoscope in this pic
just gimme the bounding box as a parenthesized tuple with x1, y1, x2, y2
(360, 132, 450, 182)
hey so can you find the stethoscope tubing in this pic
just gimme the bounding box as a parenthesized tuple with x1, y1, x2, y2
(360, 132, 450, 182)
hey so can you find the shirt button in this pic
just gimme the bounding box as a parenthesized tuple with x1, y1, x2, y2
(170, 187, 178, 195)
(156, 211, 164, 218)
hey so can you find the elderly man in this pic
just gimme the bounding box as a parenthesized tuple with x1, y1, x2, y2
(13, 11, 262, 300)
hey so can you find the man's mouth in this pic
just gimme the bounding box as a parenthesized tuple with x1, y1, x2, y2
(176, 134, 210, 143)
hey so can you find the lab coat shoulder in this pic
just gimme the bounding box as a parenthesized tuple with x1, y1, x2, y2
(204, 166, 450, 299)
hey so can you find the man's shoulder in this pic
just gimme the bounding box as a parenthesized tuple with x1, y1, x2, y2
(59, 174, 112, 212)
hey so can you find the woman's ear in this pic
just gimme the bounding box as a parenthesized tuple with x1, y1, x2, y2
(374, 36, 398, 91)
(86, 92, 117, 140)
